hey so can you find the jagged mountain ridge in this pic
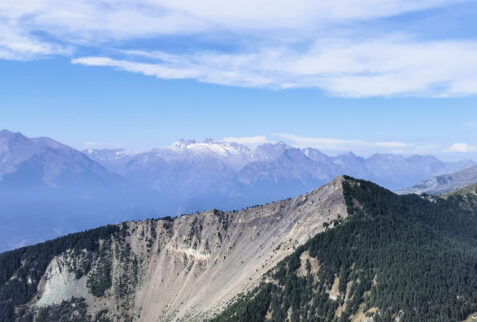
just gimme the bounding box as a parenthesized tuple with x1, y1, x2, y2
(3, 177, 477, 321)
(85, 138, 474, 207)
(397, 164, 477, 195)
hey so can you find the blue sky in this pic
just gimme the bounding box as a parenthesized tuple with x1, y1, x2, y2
(1, 0, 477, 160)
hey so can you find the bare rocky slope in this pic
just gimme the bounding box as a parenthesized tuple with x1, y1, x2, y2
(0, 176, 348, 322)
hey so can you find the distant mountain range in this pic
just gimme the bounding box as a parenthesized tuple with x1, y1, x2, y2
(397, 164, 477, 195)
(85, 138, 474, 192)
(0, 129, 474, 250)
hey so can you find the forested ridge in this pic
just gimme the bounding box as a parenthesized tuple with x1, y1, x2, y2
(213, 177, 477, 322)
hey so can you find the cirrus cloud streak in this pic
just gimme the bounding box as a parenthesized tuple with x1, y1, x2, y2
(73, 38, 477, 97)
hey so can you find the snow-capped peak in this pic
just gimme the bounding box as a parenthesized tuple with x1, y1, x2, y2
(169, 138, 251, 158)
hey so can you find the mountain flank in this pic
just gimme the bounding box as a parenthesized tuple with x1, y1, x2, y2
(2, 176, 477, 321)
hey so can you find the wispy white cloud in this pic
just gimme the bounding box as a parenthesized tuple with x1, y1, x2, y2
(445, 143, 476, 152)
(223, 136, 269, 147)
(0, 0, 461, 42)
(276, 133, 411, 150)
(71, 55, 276, 87)
(72, 38, 477, 96)
(273, 133, 445, 156)
(0, 24, 71, 60)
